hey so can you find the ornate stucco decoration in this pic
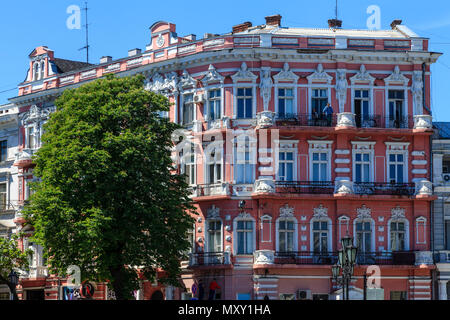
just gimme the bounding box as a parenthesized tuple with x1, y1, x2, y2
(202, 64, 224, 84)
(391, 206, 406, 220)
(231, 62, 257, 83)
(413, 115, 433, 129)
(337, 113, 355, 127)
(313, 204, 329, 219)
(307, 64, 333, 84)
(384, 65, 409, 86)
(254, 250, 275, 265)
(260, 68, 273, 111)
(146, 73, 165, 93)
(349, 65, 375, 85)
(279, 204, 294, 218)
(20, 104, 55, 125)
(207, 205, 220, 219)
(273, 63, 299, 83)
(256, 111, 275, 128)
(357, 205, 372, 220)
(334, 180, 354, 195)
(415, 180, 433, 196)
(178, 70, 197, 89)
(254, 178, 275, 194)
(335, 70, 348, 113)
(237, 211, 252, 220)
(411, 71, 423, 115)
(163, 71, 179, 93)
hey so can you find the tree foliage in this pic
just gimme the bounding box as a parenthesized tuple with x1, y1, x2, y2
(0, 235, 32, 300)
(23, 74, 195, 300)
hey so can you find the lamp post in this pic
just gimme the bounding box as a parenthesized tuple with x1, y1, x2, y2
(8, 270, 19, 301)
(332, 235, 357, 300)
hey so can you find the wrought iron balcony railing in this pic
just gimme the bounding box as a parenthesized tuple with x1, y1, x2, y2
(275, 113, 337, 127)
(273, 251, 416, 265)
(276, 181, 335, 194)
(353, 182, 415, 196)
(188, 252, 231, 267)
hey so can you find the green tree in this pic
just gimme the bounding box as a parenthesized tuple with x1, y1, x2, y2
(0, 235, 32, 300)
(23, 74, 195, 300)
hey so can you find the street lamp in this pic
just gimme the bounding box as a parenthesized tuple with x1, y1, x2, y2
(8, 270, 19, 300)
(332, 235, 358, 300)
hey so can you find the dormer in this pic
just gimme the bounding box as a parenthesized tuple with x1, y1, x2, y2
(27, 46, 54, 83)
(149, 21, 178, 51)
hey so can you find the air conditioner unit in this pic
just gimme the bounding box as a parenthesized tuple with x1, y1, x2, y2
(194, 93, 205, 104)
(296, 289, 312, 300)
(444, 173, 450, 182)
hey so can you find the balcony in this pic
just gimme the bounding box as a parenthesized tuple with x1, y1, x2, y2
(353, 182, 415, 196)
(189, 252, 231, 267)
(275, 181, 335, 194)
(254, 250, 417, 266)
(194, 183, 231, 197)
(275, 113, 337, 127)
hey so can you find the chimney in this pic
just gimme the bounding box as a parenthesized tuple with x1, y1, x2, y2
(232, 21, 252, 34)
(328, 19, 342, 29)
(184, 34, 197, 41)
(128, 48, 142, 57)
(265, 14, 282, 27)
(100, 56, 112, 64)
(390, 19, 402, 29)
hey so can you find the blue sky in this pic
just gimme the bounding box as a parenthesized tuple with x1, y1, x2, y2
(1, 0, 450, 120)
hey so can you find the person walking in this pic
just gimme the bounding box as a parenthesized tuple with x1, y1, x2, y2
(208, 278, 221, 300)
(323, 103, 334, 126)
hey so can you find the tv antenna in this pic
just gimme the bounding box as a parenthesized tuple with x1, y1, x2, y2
(78, 1, 90, 63)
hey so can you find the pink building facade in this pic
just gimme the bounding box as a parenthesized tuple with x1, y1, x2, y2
(9, 15, 441, 300)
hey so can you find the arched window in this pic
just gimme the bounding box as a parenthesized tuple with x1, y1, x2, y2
(353, 205, 375, 254)
(33, 62, 39, 81)
(310, 204, 332, 254)
(276, 204, 298, 253)
(40, 61, 45, 80)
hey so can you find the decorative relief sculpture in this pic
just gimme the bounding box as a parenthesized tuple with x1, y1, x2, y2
(279, 204, 294, 218)
(391, 206, 406, 220)
(256, 111, 275, 128)
(260, 68, 273, 111)
(335, 70, 348, 113)
(357, 205, 372, 219)
(207, 205, 220, 219)
(313, 204, 329, 219)
(413, 115, 433, 129)
(411, 71, 423, 115)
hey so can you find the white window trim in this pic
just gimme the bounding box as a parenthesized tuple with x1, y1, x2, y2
(232, 133, 257, 185)
(385, 87, 409, 128)
(274, 86, 298, 117)
(308, 86, 331, 115)
(338, 215, 350, 243)
(275, 140, 299, 181)
(415, 216, 427, 245)
(204, 86, 225, 122)
(180, 140, 197, 186)
(275, 216, 298, 252)
(205, 218, 223, 253)
(385, 142, 410, 183)
(310, 217, 333, 254)
(260, 214, 272, 243)
(351, 141, 376, 183)
(353, 218, 376, 253)
(308, 140, 333, 182)
(233, 84, 257, 120)
(351, 86, 374, 117)
(203, 142, 224, 185)
(233, 213, 256, 256)
(387, 217, 410, 251)
(180, 89, 197, 126)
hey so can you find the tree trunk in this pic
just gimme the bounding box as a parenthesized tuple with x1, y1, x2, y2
(110, 266, 126, 300)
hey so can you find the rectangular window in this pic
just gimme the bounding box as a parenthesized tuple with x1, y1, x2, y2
(354, 153, 371, 183)
(208, 89, 221, 121)
(182, 94, 195, 125)
(390, 222, 406, 251)
(311, 89, 328, 116)
(236, 88, 253, 119)
(0, 141, 6, 162)
(312, 152, 328, 182)
(181, 145, 196, 185)
(0, 184, 5, 210)
(354, 90, 370, 127)
(388, 153, 405, 183)
(208, 220, 222, 253)
(279, 151, 294, 181)
(356, 222, 372, 253)
(313, 221, 328, 253)
(235, 138, 255, 184)
(278, 220, 295, 252)
(388, 90, 405, 128)
(278, 88, 294, 118)
(27, 127, 35, 149)
(237, 220, 253, 254)
(208, 149, 222, 184)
